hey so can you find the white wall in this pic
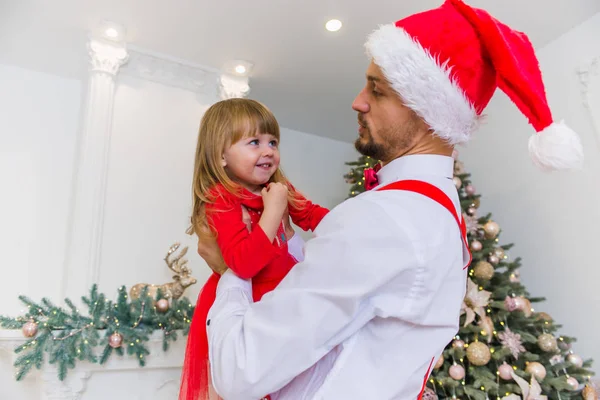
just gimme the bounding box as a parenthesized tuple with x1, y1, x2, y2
(0, 64, 82, 314)
(460, 11, 600, 372)
(0, 58, 356, 399)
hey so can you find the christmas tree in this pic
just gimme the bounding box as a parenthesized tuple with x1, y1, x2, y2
(344, 155, 596, 400)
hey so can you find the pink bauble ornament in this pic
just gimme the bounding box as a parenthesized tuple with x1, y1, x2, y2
(526, 362, 546, 380)
(498, 363, 513, 380)
(505, 296, 519, 312)
(488, 254, 500, 265)
(156, 298, 169, 313)
(514, 296, 526, 310)
(109, 332, 123, 349)
(467, 207, 477, 216)
(567, 377, 579, 390)
(453, 177, 462, 189)
(449, 364, 465, 380)
(559, 340, 572, 351)
(470, 240, 483, 252)
(465, 185, 476, 196)
(452, 339, 465, 349)
(434, 356, 445, 369)
(22, 321, 38, 338)
(509, 271, 520, 283)
(567, 353, 583, 368)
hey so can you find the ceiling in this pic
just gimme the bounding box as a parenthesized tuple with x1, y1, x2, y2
(2, 0, 599, 142)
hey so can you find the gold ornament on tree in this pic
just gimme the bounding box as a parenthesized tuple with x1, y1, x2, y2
(130, 243, 197, 300)
(483, 220, 500, 239)
(22, 320, 38, 338)
(525, 361, 547, 380)
(493, 247, 505, 259)
(434, 355, 445, 369)
(537, 333, 558, 352)
(466, 341, 491, 366)
(109, 332, 123, 349)
(473, 261, 495, 281)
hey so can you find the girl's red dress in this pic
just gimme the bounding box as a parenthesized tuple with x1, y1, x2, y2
(179, 184, 329, 400)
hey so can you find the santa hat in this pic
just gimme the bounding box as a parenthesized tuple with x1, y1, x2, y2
(365, 0, 583, 171)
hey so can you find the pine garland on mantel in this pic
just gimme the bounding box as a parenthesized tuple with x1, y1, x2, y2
(0, 284, 195, 381)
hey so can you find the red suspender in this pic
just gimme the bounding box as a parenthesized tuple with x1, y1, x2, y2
(376, 180, 472, 399)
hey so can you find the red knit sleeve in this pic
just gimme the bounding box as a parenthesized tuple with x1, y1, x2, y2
(288, 189, 330, 232)
(207, 194, 279, 280)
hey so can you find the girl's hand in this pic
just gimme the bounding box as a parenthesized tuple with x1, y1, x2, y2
(259, 183, 289, 242)
(261, 182, 289, 216)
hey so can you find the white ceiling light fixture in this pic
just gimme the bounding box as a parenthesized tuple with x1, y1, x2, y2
(223, 60, 254, 77)
(97, 20, 126, 42)
(325, 19, 342, 32)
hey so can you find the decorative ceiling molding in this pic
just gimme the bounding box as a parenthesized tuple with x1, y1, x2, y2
(120, 47, 220, 96)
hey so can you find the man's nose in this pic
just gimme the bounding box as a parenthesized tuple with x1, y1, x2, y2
(352, 89, 370, 113)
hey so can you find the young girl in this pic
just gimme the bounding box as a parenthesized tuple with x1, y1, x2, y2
(179, 98, 329, 400)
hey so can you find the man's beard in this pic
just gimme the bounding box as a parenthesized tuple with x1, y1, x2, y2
(354, 117, 420, 161)
(354, 131, 387, 160)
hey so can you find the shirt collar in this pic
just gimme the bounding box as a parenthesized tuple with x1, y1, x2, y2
(377, 155, 454, 186)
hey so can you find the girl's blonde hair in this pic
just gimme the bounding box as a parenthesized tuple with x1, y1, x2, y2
(188, 98, 302, 239)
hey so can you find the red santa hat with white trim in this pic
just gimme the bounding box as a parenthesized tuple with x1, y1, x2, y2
(364, 0, 583, 170)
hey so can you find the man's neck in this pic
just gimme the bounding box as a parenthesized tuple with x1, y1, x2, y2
(382, 137, 454, 167)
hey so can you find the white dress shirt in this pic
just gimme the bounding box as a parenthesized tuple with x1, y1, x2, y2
(207, 155, 470, 400)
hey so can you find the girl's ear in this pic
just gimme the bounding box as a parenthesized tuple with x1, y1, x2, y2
(221, 154, 227, 168)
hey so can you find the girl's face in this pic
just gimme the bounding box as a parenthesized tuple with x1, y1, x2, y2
(222, 132, 280, 194)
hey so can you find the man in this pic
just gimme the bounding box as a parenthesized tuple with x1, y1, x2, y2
(202, 1, 583, 398)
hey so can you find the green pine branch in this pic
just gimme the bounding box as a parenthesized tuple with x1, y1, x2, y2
(2, 284, 195, 381)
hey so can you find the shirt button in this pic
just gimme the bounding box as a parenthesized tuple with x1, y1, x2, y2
(206, 319, 210, 326)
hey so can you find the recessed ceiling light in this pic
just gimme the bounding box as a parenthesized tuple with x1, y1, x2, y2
(325, 19, 342, 32)
(105, 27, 119, 39)
(235, 65, 247, 74)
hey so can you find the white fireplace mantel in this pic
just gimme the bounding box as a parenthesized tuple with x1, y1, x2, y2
(0, 329, 186, 400)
